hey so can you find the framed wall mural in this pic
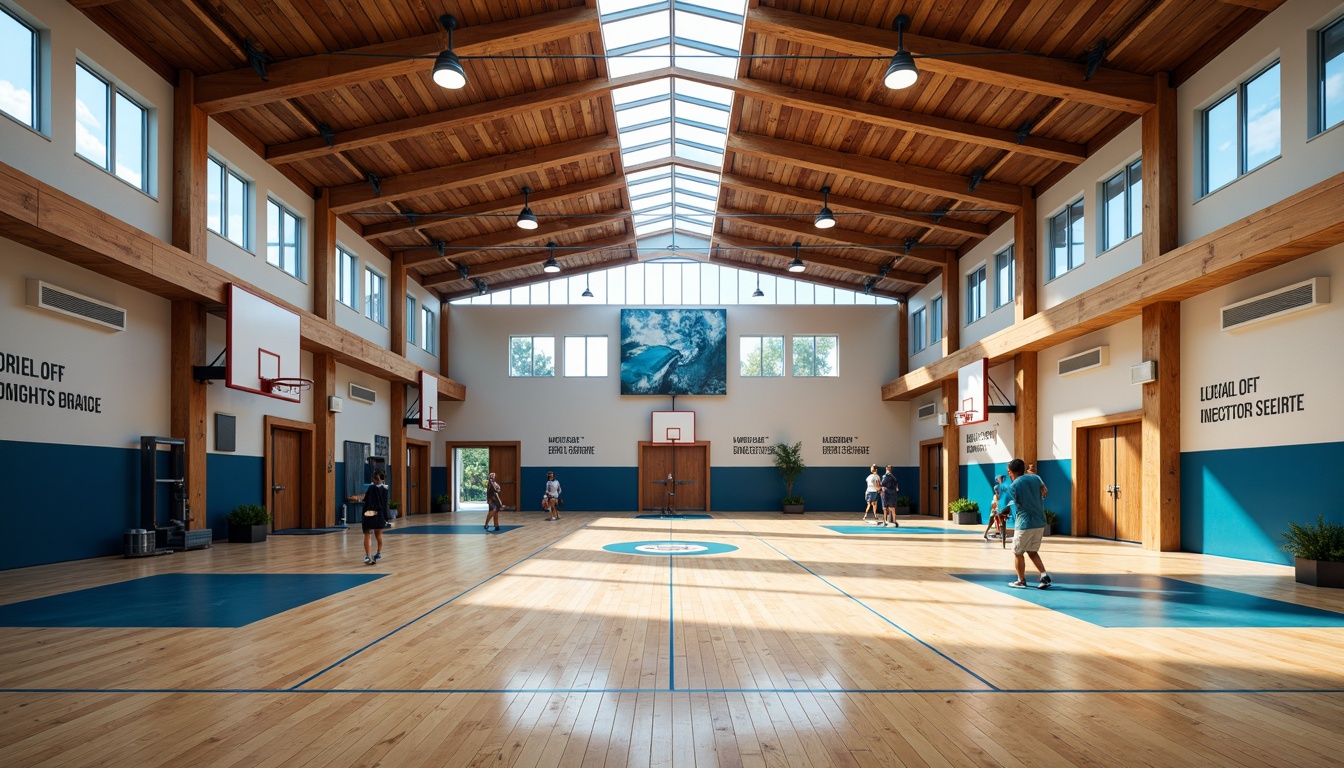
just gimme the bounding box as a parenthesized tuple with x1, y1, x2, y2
(620, 309, 727, 395)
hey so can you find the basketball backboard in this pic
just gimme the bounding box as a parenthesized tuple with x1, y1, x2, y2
(418, 370, 442, 431)
(226, 283, 303, 402)
(955, 357, 989, 426)
(651, 411, 695, 444)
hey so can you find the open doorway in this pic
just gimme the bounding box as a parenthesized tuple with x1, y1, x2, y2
(446, 442, 520, 513)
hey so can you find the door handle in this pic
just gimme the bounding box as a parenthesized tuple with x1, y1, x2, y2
(272, 485, 285, 492)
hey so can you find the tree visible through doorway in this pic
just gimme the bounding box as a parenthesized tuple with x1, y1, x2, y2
(458, 448, 488, 505)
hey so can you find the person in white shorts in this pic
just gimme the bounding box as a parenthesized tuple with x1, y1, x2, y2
(993, 458, 1053, 589)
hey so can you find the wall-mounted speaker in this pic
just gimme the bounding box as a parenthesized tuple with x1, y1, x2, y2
(328, 395, 344, 413)
(1130, 361, 1157, 384)
(937, 413, 950, 427)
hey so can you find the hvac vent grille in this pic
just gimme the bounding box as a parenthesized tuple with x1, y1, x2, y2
(26, 280, 127, 331)
(348, 383, 377, 404)
(917, 403, 937, 419)
(1221, 277, 1328, 331)
(1057, 346, 1108, 377)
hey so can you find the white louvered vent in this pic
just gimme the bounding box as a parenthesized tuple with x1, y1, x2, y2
(1057, 346, 1109, 377)
(917, 403, 937, 420)
(349, 383, 377, 404)
(26, 280, 126, 331)
(1221, 277, 1329, 331)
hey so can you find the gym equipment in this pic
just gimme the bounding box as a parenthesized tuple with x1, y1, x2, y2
(138, 436, 212, 554)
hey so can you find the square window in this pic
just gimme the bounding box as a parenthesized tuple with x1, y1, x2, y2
(739, 336, 784, 377)
(75, 61, 150, 191)
(1201, 61, 1280, 196)
(510, 336, 555, 377)
(266, 200, 303, 279)
(563, 336, 608, 377)
(1102, 159, 1142, 252)
(792, 335, 838, 377)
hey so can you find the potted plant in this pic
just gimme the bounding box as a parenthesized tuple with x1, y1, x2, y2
(771, 441, 806, 514)
(388, 501, 400, 520)
(1043, 509, 1059, 537)
(1280, 514, 1344, 588)
(227, 503, 270, 543)
(434, 493, 451, 514)
(949, 497, 979, 525)
(896, 496, 913, 516)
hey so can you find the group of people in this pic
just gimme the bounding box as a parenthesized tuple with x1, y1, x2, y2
(861, 464, 903, 526)
(482, 470, 561, 531)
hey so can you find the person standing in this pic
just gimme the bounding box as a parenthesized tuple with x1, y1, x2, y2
(349, 470, 390, 565)
(985, 474, 1011, 540)
(880, 465, 901, 527)
(993, 458, 1052, 588)
(863, 465, 882, 524)
(485, 472, 503, 532)
(544, 471, 562, 520)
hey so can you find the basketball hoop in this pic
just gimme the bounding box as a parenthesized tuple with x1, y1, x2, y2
(262, 377, 314, 397)
(955, 410, 977, 425)
(427, 419, 447, 431)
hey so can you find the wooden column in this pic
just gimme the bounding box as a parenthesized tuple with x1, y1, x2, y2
(1142, 72, 1178, 261)
(438, 301, 451, 380)
(941, 253, 961, 357)
(1014, 350, 1038, 469)
(897, 298, 908, 378)
(940, 378, 960, 518)
(172, 70, 207, 259)
(170, 301, 206, 530)
(313, 189, 337, 322)
(391, 253, 407, 356)
(1014, 188, 1038, 322)
(1141, 302, 1180, 551)
(313, 352, 336, 527)
(390, 380, 406, 514)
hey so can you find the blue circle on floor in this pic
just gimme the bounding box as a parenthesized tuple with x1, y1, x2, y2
(604, 540, 739, 556)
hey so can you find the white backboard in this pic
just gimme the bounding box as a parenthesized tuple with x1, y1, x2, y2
(226, 283, 302, 402)
(419, 370, 439, 431)
(651, 411, 695, 444)
(955, 357, 989, 426)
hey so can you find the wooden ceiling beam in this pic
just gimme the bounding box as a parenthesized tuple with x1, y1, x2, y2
(727, 133, 1025, 211)
(426, 235, 636, 288)
(746, 7, 1153, 114)
(68, 0, 125, 7)
(719, 173, 989, 240)
(725, 211, 946, 267)
(675, 69, 1085, 164)
(399, 211, 629, 267)
(267, 67, 673, 165)
(713, 232, 928, 286)
(710, 251, 904, 301)
(194, 7, 599, 114)
(442, 254, 639, 301)
(359, 175, 627, 240)
(1215, 0, 1284, 10)
(327, 134, 619, 213)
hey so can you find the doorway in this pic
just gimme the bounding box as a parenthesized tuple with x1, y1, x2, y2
(638, 442, 710, 512)
(446, 442, 521, 513)
(1071, 411, 1143, 541)
(920, 439, 943, 519)
(264, 416, 313, 530)
(406, 439, 430, 515)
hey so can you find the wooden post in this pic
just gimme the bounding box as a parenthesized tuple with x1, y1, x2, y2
(390, 379, 407, 515)
(941, 253, 960, 357)
(391, 253, 407, 356)
(172, 70, 207, 259)
(169, 301, 206, 530)
(1142, 72, 1177, 261)
(1014, 187, 1038, 322)
(1014, 350, 1038, 493)
(941, 378, 960, 518)
(312, 352, 336, 527)
(313, 189, 337, 322)
(1142, 302, 1180, 551)
(438, 301, 450, 380)
(897, 298, 908, 378)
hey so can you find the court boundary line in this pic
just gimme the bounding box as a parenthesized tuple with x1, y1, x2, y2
(6, 687, 1344, 695)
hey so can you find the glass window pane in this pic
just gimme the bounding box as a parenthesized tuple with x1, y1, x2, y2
(662, 260, 682, 304)
(1103, 171, 1125, 251)
(226, 171, 247, 246)
(740, 336, 761, 376)
(673, 45, 736, 77)
(622, 123, 674, 147)
(1243, 62, 1280, 172)
(718, 264, 737, 303)
(674, 10, 741, 50)
(533, 337, 555, 376)
(603, 11, 669, 50)
(1069, 199, 1085, 269)
(75, 64, 108, 168)
(1128, 161, 1143, 239)
(1325, 17, 1344, 131)
(266, 201, 281, 266)
(623, 143, 673, 166)
(626, 262, 645, 304)
(763, 336, 783, 376)
(0, 9, 36, 127)
(672, 142, 722, 165)
(564, 336, 585, 377)
(675, 122, 726, 149)
(607, 265, 625, 304)
(510, 337, 532, 377)
(616, 99, 672, 128)
(406, 295, 416, 343)
(611, 78, 671, 107)
(1204, 93, 1238, 193)
(931, 297, 943, 340)
(676, 100, 729, 129)
(113, 92, 145, 188)
(589, 337, 608, 377)
(631, 191, 674, 211)
(207, 158, 222, 234)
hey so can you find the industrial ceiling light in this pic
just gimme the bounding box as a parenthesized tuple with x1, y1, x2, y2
(752, 273, 764, 298)
(883, 14, 919, 90)
(787, 241, 806, 273)
(582, 272, 594, 298)
(542, 242, 561, 273)
(516, 186, 538, 230)
(814, 185, 836, 229)
(432, 15, 467, 90)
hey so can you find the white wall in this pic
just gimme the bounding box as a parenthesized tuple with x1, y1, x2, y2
(1036, 316, 1143, 461)
(958, 220, 1016, 347)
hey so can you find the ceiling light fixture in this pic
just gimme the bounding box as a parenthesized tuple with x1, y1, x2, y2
(788, 241, 806, 273)
(432, 15, 467, 90)
(752, 272, 765, 298)
(542, 242, 561, 273)
(814, 185, 836, 229)
(884, 14, 919, 90)
(516, 185, 538, 230)
(582, 272, 594, 298)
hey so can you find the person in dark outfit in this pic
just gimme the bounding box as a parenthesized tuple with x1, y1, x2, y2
(485, 472, 503, 532)
(880, 465, 901, 527)
(349, 470, 390, 564)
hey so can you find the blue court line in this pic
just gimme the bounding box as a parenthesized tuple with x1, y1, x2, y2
(730, 519, 999, 691)
(289, 520, 594, 690)
(669, 533, 676, 692)
(8, 686, 1344, 695)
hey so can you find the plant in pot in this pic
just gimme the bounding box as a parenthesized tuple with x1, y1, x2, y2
(1280, 514, 1344, 588)
(896, 496, 913, 516)
(771, 441, 806, 514)
(434, 493, 451, 514)
(388, 501, 399, 525)
(949, 497, 980, 525)
(227, 503, 271, 543)
(1043, 509, 1059, 537)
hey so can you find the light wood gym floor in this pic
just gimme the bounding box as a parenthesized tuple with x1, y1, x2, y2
(2, 511, 1343, 767)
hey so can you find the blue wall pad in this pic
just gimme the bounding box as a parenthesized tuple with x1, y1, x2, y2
(208, 453, 265, 539)
(0, 573, 383, 628)
(603, 540, 739, 556)
(387, 525, 522, 534)
(521, 466, 638, 511)
(954, 572, 1344, 628)
(824, 525, 981, 535)
(635, 514, 713, 519)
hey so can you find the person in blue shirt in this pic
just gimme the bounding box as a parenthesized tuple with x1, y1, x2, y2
(992, 458, 1053, 589)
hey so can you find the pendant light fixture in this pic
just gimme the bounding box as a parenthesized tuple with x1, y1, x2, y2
(814, 185, 836, 229)
(542, 242, 561, 273)
(787, 241, 806, 273)
(883, 14, 918, 90)
(752, 272, 764, 298)
(432, 15, 467, 90)
(515, 186, 538, 230)
(582, 272, 594, 298)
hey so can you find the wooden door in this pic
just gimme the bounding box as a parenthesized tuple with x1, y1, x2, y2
(406, 442, 429, 515)
(1087, 427, 1118, 539)
(1087, 422, 1143, 542)
(640, 443, 709, 512)
(271, 429, 302, 531)
(489, 445, 519, 510)
(921, 441, 942, 517)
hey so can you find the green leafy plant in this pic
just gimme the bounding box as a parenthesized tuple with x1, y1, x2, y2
(1280, 515, 1344, 562)
(227, 503, 270, 526)
(389, 501, 400, 510)
(434, 494, 451, 506)
(1043, 509, 1059, 526)
(948, 498, 979, 515)
(771, 441, 806, 504)
(896, 496, 913, 507)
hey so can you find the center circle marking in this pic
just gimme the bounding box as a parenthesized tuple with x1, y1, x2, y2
(604, 540, 739, 556)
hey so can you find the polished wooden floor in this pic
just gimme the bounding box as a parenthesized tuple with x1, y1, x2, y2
(2, 512, 1343, 767)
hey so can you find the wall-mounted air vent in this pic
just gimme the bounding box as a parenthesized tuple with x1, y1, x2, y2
(349, 383, 377, 404)
(1057, 346, 1109, 377)
(1221, 277, 1329, 331)
(917, 403, 937, 420)
(26, 280, 126, 331)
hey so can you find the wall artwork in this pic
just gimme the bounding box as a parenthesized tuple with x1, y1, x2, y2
(620, 309, 727, 396)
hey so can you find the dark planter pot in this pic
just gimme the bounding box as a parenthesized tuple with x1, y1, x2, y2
(954, 511, 980, 525)
(228, 523, 268, 543)
(1295, 557, 1344, 588)
(782, 503, 805, 514)
(1043, 524, 1053, 537)
(436, 504, 452, 514)
(896, 506, 911, 516)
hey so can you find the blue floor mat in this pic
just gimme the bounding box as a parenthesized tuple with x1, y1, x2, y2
(387, 525, 522, 534)
(823, 525, 980, 535)
(0, 573, 383, 628)
(955, 572, 1344, 628)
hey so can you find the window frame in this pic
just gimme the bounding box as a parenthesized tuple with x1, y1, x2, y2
(509, 335, 556, 378)
(993, 246, 1015, 310)
(1200, 59, 1281, 196)
(265, 198, 304, 280)
(965, 264, 987, 325)
(336, 246, 359, 309)
(739, 335, 784, 378)
(74, 60, 151, 192)
(1101, 159, 1142, 252)
(910, 307, 926, 354)
(791, 334, 839, 377)
(930, 296, 943, 343)
(1048, 198, 1085, 280)
(364, 266, 386, 326)
(0, 5, 39, 131)
(563, 335, 609, 377)
(1317, 14, 1344, 136)
(405, 294, 417, 345)
(206, 154, 249, 248)
(420, 305, 437, 354)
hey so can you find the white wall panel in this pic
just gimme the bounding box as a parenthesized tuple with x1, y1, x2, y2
(1037, 317, 1143, 461)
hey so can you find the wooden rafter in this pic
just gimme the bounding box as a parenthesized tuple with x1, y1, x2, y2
(727, 133, 1025, 211)
(710, 251, 904, 300)
(193, 7, 600, 114)
(746, 7, 1154, 114)
(428, 236, 637, 289)
(713, 232, 929, 287)
(399, 211, 630, 267)
(327, 135, 619, 213)
(1215, 0, 1284, 10)
(441, 255, 639, 302)
(723, 211, 945, 267)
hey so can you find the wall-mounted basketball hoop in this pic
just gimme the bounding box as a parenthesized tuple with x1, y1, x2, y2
(262, 377, 314, 398)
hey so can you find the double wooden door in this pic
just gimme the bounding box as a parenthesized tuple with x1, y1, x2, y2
(1086, 422, 1142, 542)
(489, 445, 519, 510)
(639, 443, 709, 512)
